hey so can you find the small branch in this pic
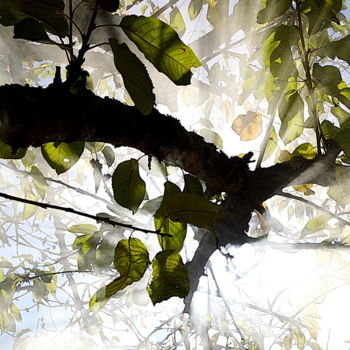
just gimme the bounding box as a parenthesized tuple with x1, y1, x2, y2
(279, 191, 350, 227)
(68, 0, 74, 61)
(295, 0, 325, 154)
(87, 42, 110, 51)
(256, 113, 276, 169)
(151, 0, 179, 18)
(25, 270, 91, 281)
(207, 262, 246, 348)
(0, 191, 170, 237)
(76, 6, 98, 65)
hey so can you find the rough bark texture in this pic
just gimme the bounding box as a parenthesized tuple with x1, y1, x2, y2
(0, 83, 342, 310)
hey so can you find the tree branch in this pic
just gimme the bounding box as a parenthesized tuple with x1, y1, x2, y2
(0, 191, 169, 236)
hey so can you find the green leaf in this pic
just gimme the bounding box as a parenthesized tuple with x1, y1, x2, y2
(313, 64, 350, 110)
(155, 182, 187, 251)
(41, 141, 85, 175)
(0, 0, 68, 37)
(320, 34, 350, 66)
(95, 239, 115, 270)
(21, 150, 36, 167)
(301, 0, 342, 35)
(14, 19, 70, 47)
(72, 234, 93, 249)
(168, 193, 224, 228)
(301, 214, 331, 238)
(170, 8, 186, 37)
(30, 165, 47, 199)
(321, 120, 339, 140)
(68, 224, 98, 235)
(0, 142, 26, 159)
(112, 159, 146, 213)
(292, 143, 317, 160)
(257, 0, 292, 24)
(321, 120, 350, 156)
(188, 0, 203, 20)
(331, 106, 350, 126)
(120, 15, 201, 85)
(155, 181, 223, 251)
(232, 0, 260, 33)
(294, 326, 306, 350)
(278, 90, 304, 144)
(262, 25, 298, 82)
(262, 126, 277, 161)
(328, 167, 350, 207)
(102, 145, 115, 167)
(332, 127, 350, 157)
(89, 238, 149, 311)
(109, 39, 155, 115)
(183, 174, 203, 195)
(147, 250, 189, 305)
(74, 233, 101, 270)
(206, 0, 229, 27)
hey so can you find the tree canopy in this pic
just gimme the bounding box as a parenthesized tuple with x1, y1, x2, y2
(0, 0, 350, 349)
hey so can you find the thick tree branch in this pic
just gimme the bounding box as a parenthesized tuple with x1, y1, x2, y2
(0, 84, 341, 202)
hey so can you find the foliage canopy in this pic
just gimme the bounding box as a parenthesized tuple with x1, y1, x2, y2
(0, 0, 350, 349)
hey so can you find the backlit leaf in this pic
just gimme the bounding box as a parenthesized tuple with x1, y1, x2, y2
(147, 250, 189, 305)
(155, 182, 187, 251)
(41, 142, 85, 175)
(68, 224, 98, 235)
(102, 145, 115, 167)
(262, 126, 277, 161)
(120, 15, 201, 85)
(301, 214, 331, 238)
(232, 111, 262, 141)
(0, 142, 26, 159)
(278, 90, 304, 144)
(188, 0, 203, 20)
(89, 238, 149, 311)
(170, 8, 186, 37)
(257, 0, 292, 24)
(109, 39, 155, 115)
(199, 129, 223, 149)
(292, 143, 317, 160)
(331, 106, 350, 126)
(112, 159, 146, 213)
(301, 0, 341, 35)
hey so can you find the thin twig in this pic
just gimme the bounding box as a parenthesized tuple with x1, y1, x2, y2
(295, 0, 325, 154)
(0, 191, 170, 237)
(279, 191, 350, 227)
(151, 0, 179, 18)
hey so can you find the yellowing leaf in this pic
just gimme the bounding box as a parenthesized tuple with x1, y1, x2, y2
(232, 111, 262, 141)
(293, 184, 315, 196)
